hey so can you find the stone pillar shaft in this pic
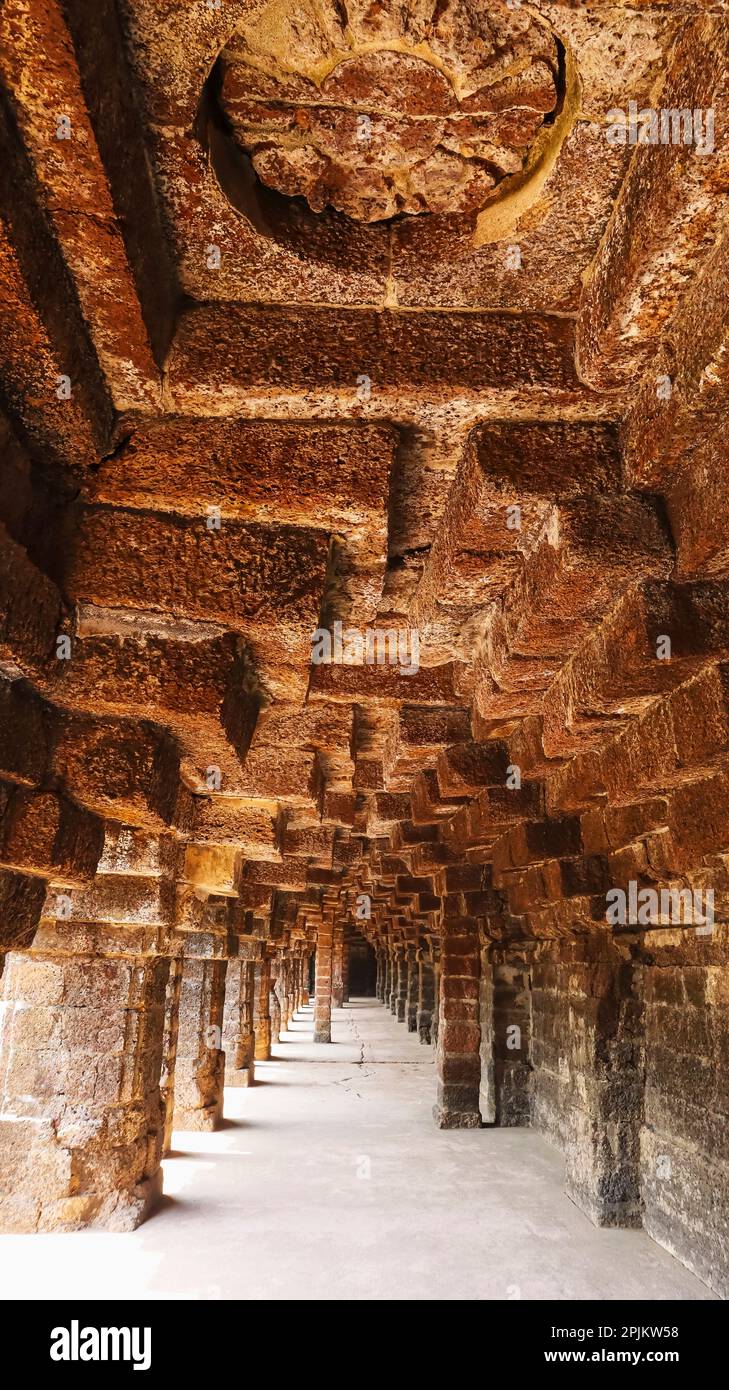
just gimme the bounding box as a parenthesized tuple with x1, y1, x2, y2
(395, 944, 408, 1021)
(383, 948, 392, 1007)
(431, 958, 441, 1048)
(482, 947, 532, 1127)
(390, 947, 399, 1014)
(269, 956, 282, 1046)
(433, 920, 482, 1129)
(375, 947, 384, 1001)
(314, 916, 334, 1043)
(161, 957, 182, 1153)
(341, 939, 350, 1003)
(0, 948, 169, 1231)
(417, 954, 435, 1045)
(282, 956, 294, 1028)
(253, 957, 272, 1060)
(222, 956, 255, 1088)
(406, 944, 418, 1031)
(173, 957, 226, 1132)
(332, 927, 344, 1008)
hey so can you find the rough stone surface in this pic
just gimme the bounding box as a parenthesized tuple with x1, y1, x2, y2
(217, 2, 560, 222)
(0, 0, 726, 1302)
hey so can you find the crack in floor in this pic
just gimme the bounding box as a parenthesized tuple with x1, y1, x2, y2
(331, 1008, 377, 1097)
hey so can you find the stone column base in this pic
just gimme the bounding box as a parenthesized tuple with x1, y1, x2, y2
(225, 1031, 255, 1087)
(173, 1093, 224, 1132)
(0, 1118, 164, 1232)
(432, 1104, 482, 1130)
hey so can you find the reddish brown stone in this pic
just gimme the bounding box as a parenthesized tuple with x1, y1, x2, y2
(0, 0, 727, 1301)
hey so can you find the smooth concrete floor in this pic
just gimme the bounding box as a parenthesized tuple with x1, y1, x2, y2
(0, 997, 716, 1301)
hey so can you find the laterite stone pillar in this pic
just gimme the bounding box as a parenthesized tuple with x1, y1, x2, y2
(161, 957, 183, 1153)
(253, 956, 272, 1060)
(172, 957, 227, 1131)
(314, 914, 334, 1043)
(0, 947, 169, 1231)
(431, 949, 441, 1049)
(283, 956, 295, 1026)
(382, 946, 392, 1006)
(479, 944, 533, 1127)
(222, 948, 256, 1088)
(269, 957, 282, 1045)
(243, 958, 256, 1070)
(395, 943, 408, 1022)
(375, 946, 384, 1001)
(341, 937, 350, 1003)
(417, 949, 435, 1044)
(494, 946, 533, 1126)
(299, 951, 310, 1007)
(406, 943, 418, 1031)
(433, 919, 482, 1129)
(390, 945, 400, 1015)
(386, 939, 397, 1017)
(332, 926, 344, 1008)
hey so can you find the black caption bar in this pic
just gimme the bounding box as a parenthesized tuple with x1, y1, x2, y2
(3, 1297, 722, 1376)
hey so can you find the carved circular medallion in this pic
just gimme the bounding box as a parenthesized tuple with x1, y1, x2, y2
(216, 2, 561, 222)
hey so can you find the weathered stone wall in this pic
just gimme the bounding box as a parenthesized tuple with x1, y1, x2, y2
(0, 0, 727, 1292)
(639, 928, 729, 1300)
(480, 943, 533, 1127)
(525, 928, 728, 1297)
(531, 932, 645, 1230)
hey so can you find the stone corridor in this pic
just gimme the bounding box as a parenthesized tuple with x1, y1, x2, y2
(0, 0, 727, 1309)
(0, 997, 714, 1303)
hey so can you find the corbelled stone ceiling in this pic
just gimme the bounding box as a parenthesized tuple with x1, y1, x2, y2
(0, 0, 727, 1299)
